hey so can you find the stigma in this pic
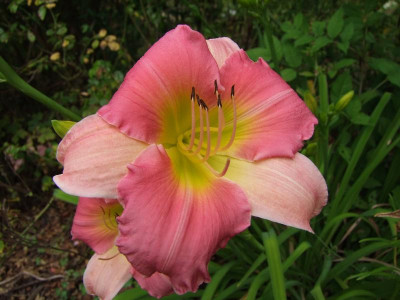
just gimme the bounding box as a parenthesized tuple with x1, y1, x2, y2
(178, 81, 237, 177)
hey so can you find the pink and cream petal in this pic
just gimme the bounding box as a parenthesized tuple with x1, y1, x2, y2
(206, 37, 240, 69)
(116, 145, 251, 294)
(210, 153, 327, 232)
(83, 246, 132, 300)
(71, 197, 122, 254)
(132, 269, 173, 299)
(98, 25, 223, 145)
(218, 50, 317, 161)
(53, 114, 147, 198)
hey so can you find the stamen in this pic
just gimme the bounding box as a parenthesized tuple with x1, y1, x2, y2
(220, 85, 237, 151)
(212, 94, 225, 155)
(205, 158, 231, 177)
(214, 80, 218, 95)
(187, 87, 196, 151)
(99, 252, 120, 261)
(201, 101, 211, 161)
(193, 99, 204, 155)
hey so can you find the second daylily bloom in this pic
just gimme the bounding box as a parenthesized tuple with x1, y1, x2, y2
(54, 25, 327, 298)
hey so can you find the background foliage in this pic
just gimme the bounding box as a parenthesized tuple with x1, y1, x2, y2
(1, 0, 399, 299)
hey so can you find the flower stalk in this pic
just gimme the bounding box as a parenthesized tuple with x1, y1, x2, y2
(0, 56, 81, 121)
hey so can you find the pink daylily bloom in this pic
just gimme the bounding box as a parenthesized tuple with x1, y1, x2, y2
(54, 25, 327, 298)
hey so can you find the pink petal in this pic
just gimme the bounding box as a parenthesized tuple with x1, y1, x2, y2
(71, 197, 122, 254)
(116, 145, 251, 294)
(98, 25, 222, 145)
(53, 114, 147, 198)
(132, 269, 173, 299)
(83, 246, 132, 300)
(206, 37, 240, 68)
(219, 50, 318, 161)
(212, 153, 327, 232)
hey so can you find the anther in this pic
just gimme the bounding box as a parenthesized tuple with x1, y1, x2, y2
(231, 85, 235, 98)
(191, 87, 195, 101)
(199, 99, 208, 111)
(214, 80, 218, 95)
(217, 94, 222, 107)
(196, 94, 201, 106)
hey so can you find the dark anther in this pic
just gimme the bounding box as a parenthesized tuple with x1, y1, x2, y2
(200, 99, 208, 110)
(100, 206, 105, 215)
(214, 80, 218, 94)
(231, 85, 235, 98)
(196, 94, 201, 106)
(217, 94, 222, 107)
(191, 87, 195, 101)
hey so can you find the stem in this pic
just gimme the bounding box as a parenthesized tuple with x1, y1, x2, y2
(263, 11, 278, 68)
(0, 56, 81, 121)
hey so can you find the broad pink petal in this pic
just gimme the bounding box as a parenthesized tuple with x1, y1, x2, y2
(116, 145, 251, 294)
(210, 153, 327, 232)
(132, 269, 173, 299)
(53, 114, 147, 198)
(219, 50, 318, 161)
(71, 197, 122, 254)
(98, 25, 222, 145)
(206, 37, 240, 68)
(83, 246, 131, 300)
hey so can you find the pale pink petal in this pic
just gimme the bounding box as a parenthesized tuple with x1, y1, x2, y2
(210, 153, 327, 232)
(53, 114, 147, 198)
(218, 50, 317, 161)
(98, 25, 222, 145)
(71, 197, 122, 254)
(116, 145, 251, 294)
(206, 37, 240, 68)
(132, 269, 173, 299)
(83, 246, 132, 300)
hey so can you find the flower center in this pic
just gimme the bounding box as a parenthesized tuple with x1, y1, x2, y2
(177, 81, 237, 177)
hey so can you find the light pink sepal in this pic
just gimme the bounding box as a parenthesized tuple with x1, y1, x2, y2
(71, 197, 120, 254)
(116, 145, 251, 294)
(132, 269, 173, 299)
(53, 114, 147, 198)
(219, 50, 318, 161)
(83, 246, 131, 300)
(206, 37, 240, 68)
(224, 153, 328, 232)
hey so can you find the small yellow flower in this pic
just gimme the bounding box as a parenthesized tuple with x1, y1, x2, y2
(105, 35, 117, 43)
(83, 57, 89, 64)
(86, 48, 94, 55)
(100, 40, 108, 49)
(98, 29, 107, 38)
(108, 41, 120, 52)
(46, 3, 56, 9)
(50, 52, 60, 61)
(62, 39, 70, 48)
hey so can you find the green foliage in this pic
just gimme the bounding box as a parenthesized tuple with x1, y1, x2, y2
(1, 0, 399, 299)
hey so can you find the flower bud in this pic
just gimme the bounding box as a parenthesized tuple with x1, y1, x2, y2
(304, 91, 317, 114)
(98, 29, 107, 38)
(50, 52, 60, 61)
(335, 90, 354, 112)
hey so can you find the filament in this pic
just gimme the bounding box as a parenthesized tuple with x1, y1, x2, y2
(193, 101, 204, 155)
(202, 107, 211, 161)
(204, 158, 230, 177)
(187, 87, 196, 151)
(220, 86, 237, 151)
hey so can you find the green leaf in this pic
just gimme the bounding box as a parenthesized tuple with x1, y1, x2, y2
(113, 288, 148, 300)
(337, 41, 350, 53)
(27, 30, 36, 43)
(368, 57, 400, 87)
(38, 5, 47, 21)
(53, 189, 78, 205)
(282, 43, 301, 68)
(201, 262, 235, 300)
(311, 37, 331, 53)
(294, 34, 313, 47)
(57, 26, 68, 36)
(327, 8, 344, 39)
(263, 230, 287, 300)
(0, 71, 6, 83)
(246, 47, 270, 62)
(281, 68, 297, 82)
(340, 23, 354, 42)
(311, 21, 326, 36)
(51, 120, 76, 138)
(331, 71, 352, 103)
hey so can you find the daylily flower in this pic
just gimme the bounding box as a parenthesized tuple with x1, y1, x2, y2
(54, 25, 327, 298)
